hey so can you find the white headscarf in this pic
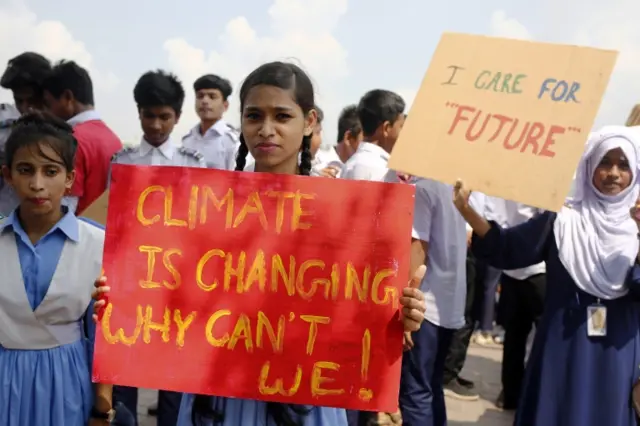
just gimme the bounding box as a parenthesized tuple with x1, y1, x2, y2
(554, 125, 640, 300)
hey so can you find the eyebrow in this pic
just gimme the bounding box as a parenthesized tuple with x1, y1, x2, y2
(244, 105, 295, 111)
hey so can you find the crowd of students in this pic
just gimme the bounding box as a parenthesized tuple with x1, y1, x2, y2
(1, 49, 640, 426)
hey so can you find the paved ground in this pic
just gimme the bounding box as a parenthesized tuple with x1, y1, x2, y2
(137, 343, 514, 426)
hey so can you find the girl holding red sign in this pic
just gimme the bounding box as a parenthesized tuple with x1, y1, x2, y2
(455, 126, 640, 426)
(0, 112, 127, 426)
(93, 61, 427, 426)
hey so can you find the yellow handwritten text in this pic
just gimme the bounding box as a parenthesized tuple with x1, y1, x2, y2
(101, 303, 197, 347)
(135, 185, 316, 233)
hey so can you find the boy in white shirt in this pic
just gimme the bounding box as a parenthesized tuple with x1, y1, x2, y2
(181, 74, 242, 170)
(311, 104, 364, 178)
(341, 89, 405, 182)
(388, 174, 468, 426)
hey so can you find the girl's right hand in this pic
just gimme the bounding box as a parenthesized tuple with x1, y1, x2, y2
(92, 276, 111, 324)
(453, 179, 471, 213)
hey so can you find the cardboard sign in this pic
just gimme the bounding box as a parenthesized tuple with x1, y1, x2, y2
(388, 32, 617, 211)
(92, 164, 415, 412)
(627, 105, 640, 127)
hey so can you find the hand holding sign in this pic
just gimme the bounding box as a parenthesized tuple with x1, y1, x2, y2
(389, 33, 617, 211)
(453, 179, 472, 213)
(402, 264, 426, 350)
(91, 276, 110, 323)
(94, 164, 415, 412)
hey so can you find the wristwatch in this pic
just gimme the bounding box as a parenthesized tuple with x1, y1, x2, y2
(90, 406, 116, 422)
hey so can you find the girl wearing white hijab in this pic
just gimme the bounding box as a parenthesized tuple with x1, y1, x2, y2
(453, 125, 640, 426)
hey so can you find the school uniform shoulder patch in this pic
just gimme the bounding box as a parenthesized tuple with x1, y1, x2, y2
(178, 146, 204, 160)
(225, 124, 240, 141)
(111, 146, 136, 162)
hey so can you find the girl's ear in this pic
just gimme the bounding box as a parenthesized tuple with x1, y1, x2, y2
(65, 170, 76, 190)
(304, 109, 318, 137)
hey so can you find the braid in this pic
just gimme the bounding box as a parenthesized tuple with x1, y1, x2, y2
(235, 134, 249, 171)
(299, 135, 312, 176)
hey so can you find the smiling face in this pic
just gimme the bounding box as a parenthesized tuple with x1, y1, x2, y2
(592, 147, 633, 196)
(2, 140, 74, 217)
(241, 84, 315, 173)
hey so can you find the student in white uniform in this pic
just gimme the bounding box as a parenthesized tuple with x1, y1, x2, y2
(181, 74, 244, 170)
(0, 111, 123, 425)
(386, 174, 468, 426)
(110, 70, 205, 426)
(342, 90, 405, 182)
(490, 199, 546, 411)
(311, 104, 363, 178)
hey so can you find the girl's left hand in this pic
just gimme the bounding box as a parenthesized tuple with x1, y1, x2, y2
(400, 265, 426, 333)
(91, 276, 110, 323)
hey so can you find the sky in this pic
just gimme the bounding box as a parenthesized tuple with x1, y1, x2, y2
(0, 0, 638, 145)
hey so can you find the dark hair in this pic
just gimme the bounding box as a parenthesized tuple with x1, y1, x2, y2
(234, 62, 314, 176)
(337, 104, 362, 143)
(1, 52, 51, 91)
(193, 74, 233, 100)
(357, 89, 405, 137)
(134, 70, 185, 115)
(42, 60, 94, 105)
(315, 105, 324, 125)
(4, 111, 77, 170)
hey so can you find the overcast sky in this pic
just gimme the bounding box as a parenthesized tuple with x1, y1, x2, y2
(1, 0, 638, 144)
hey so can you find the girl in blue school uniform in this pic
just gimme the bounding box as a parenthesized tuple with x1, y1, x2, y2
(93, 61, 427, 426)
(0, 112, 131, 425)
(454, 125, 640, 426)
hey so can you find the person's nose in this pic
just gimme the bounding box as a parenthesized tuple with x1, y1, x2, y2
(258, 118, 275, 138)
(29, 171, 45, 191)
(149, 118, 162, 131)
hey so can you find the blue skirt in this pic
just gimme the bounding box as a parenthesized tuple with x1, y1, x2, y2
(177, 393, 348, 426)
(0, 339, 93, 426)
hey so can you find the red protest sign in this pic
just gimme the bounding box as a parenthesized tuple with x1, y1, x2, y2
(92, 164, 414, 412)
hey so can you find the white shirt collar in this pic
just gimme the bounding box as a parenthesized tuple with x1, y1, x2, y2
(67, 110, 101, 127)
(139, 137, 176, 159)
(191, 119, 229, 137)
(357, 141, 390, 161)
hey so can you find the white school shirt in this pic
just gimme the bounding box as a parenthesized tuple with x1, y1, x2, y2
(340, 142, 389, 181)
(386, 172, 468, 329)
(110, 138, 207, 168)
(491, 199, 546, 280)
(311, 147, 344, 177)
(182, 120, 252, 171)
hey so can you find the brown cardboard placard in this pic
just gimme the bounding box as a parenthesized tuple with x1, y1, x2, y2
(388, 32, 618, 211)
(627, 104, 640, 127)
(81, 190, 109, 225)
